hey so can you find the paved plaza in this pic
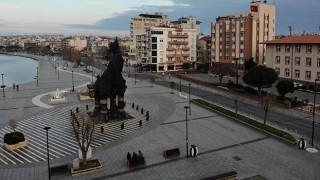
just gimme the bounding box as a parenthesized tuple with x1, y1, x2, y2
(0, 55, 320, 179)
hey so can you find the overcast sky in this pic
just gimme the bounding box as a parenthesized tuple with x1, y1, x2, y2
(0, 0, 319, 37)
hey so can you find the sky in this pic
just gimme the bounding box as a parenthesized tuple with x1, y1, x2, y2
(0, 0, 319, 37)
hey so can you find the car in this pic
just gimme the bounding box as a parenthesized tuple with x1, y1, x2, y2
(293, 82, 303, 88)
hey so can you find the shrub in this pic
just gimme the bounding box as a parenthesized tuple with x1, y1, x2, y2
(244, 86, 258, 95)
(228, 81, 244, 90)
(4, 132, 25, 145)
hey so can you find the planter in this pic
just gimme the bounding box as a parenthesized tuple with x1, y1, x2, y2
(3, 140, 28, 151)
(71, 159, 102, 176)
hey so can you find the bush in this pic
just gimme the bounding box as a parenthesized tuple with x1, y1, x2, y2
(4, 132, 25, 145)
(228, 81, 244, 90)
(192, 99, 296, 143)
(243, 86, 258, 95)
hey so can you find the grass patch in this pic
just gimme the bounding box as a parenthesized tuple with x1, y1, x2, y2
(74, 159, 101, 172)
(192, 99, 296, 144)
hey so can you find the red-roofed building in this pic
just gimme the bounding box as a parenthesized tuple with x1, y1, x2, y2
(265, 35, 320, 83)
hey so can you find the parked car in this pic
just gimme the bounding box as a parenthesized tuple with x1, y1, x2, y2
(293, 82, 303, 88)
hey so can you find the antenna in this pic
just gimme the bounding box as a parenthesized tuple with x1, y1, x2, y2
(288, 26, 292, 36)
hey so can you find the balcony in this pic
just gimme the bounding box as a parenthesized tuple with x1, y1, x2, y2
(168, 41, 188, 45)
(166, 54, 175, 58)
(182, 47, 190, 51)
(175, 27, 183, 32)
(168, 34, 188, 38)
(166, 47, 175, 51)
(182, 54, 190, 57)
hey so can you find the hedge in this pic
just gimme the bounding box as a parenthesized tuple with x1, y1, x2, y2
(4, 132, 25, 145)
(192, 99, 296, 143)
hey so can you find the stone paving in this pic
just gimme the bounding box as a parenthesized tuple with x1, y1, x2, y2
(0, 55, 319, 179)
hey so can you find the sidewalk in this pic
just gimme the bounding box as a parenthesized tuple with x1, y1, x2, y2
(0, 56, 320, 179)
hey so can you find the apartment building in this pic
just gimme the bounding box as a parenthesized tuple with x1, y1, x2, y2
(171, 16, 201, 35)
(265, 34, 320, 83)
(211, 1, 275, 66)
(197, 35, 211, 64)
(129, 12, 170, 61)
(63, 37, 87, 51)
(136, 26, 197, 72)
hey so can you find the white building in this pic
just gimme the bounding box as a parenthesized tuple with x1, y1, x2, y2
(171, 16, 202, 35)
(265, 34, 320, 83)
(136, 26, 197, 72)
(211, 1, 276, 66)
(63, 37, 87, 51)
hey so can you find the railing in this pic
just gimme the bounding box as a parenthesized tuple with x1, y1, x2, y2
(168, 34, 188, 38)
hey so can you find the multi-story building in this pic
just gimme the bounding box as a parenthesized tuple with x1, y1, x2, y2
(265, 34, 320, 83)
(171, 16, 201, 35)
(136, 26, 197, 72)
(210, 1, 275, 66)
(62, 37, 87, 51)
(129, 12, 170, 62)
(197, 35, 211, 65)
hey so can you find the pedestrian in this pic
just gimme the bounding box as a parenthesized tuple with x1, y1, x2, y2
(139, 120, 142, 127)
(127, 152, 132, 161)
(13, 83, 15, 89)
(121, 122, 124, 129)
(138, 150, 143, 158)
(16, 84, 19, 91)
(132, 152, 138, 159)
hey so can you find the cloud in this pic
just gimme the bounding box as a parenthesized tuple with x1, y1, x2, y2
(0, 2, 27, 8)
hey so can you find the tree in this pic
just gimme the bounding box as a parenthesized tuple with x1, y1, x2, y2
(276, 80, 294, 99)
(209, 62, 235, 84)
(243, 65, 278, 96)
(170, 81, 176, 94)
(9, 119, 17, 132)
(71, 111, 95, 166)
(244, 58, 257, 72)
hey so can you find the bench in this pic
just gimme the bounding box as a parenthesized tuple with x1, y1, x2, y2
(200, 171, 237, 180)
(163, 148, 180, 159)
(127, 157, 145, 169)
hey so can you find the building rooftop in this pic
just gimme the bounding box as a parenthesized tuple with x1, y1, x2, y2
(265, 34, 320, 44)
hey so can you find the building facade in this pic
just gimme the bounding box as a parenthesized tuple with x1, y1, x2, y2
(136, 26, 197, 72)
(129, 12, 170, 62)
(265, 35, 320, 83)
(63, 37, 87, 51)
(197, 35, 211, 65)
(171, 16, 201, 35)
(210, 1, 275, 66)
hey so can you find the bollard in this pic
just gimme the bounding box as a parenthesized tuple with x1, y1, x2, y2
(121, 122, 124, 129)
(86, 105, 89, 110)
(136, 105, 139, 111)
(146, 111, 149, 121)
(132, 103, 134, 108)
(76, 107, 79, 113)
(139, 120, 142, 127)
(71, 110, 73, 116)
(101, 126, 104, 133)
(141, 108, 144, 114)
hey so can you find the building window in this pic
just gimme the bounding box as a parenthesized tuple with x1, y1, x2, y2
(152, 37, 157, 42)
(285, 56, 290, 65)
(276, 45, 281, 52)
(295, 69, 300, 78)
(152, 57, 157, 63)
(285, 68, 290, 77)
(295, 57, 300, 66)
(240, 31, 245, 37)
(317, 72, 320, 80)
(275, 67, 280, 75)
(152, 51, 157, 56)
(152, 44, 157, 49)
(318, 58, 320, 67)
(306, 71, 311, 80)
(318, 44, 320, 53)
(295, 45, 301, 53)
(240, 41, 244, 45)
(306, 57, 312, 66)
(275, 56, 280, 64)
(306, 44, 312, 53)
(285, 45, 290, 53)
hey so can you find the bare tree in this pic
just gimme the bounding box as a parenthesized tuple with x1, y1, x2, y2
(209, 62, 235, 84)
(9, 119, 17, 132)
(233, 96, 239, 116)
(262, 95, 273, 125)
(71, 112, 95, 166)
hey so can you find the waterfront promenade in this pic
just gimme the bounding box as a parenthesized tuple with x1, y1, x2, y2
(0, 55, 319, 179)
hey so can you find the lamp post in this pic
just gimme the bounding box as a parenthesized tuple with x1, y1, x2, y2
(188, 83, 191, 115)
(312, 79, 318, 147)
(184, 106, 190, 158)
(57, 60, 59, 79)
(72, 70, 74, 92)
(233, 57, 239, 84)
(169, 74, 171, 82)
(135, 66, 137, 85)
(91, 66, 94, 83)
(44, 126, 51, 180)
(179, 74, 181, 92)
(36, 67, 39, 86)
(1, 74, 6, 97)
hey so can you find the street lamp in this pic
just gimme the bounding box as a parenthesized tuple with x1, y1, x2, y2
(36, 67, 39, 86)
(57, 60, 59, 79)
(169, 74, 171, 82)
(233, 57, 239, 84)
(312, 79, 318, 147)
(91, 67, 94, 83)
(44, 126, 51, 180)
(1, 74, 6, 97)
(184, 106, 190, 158)
(72, 70, 75, 92)
(135, 66, 137, 85)
(179, 74, 182, 92)
(188, 83, 191, 115)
